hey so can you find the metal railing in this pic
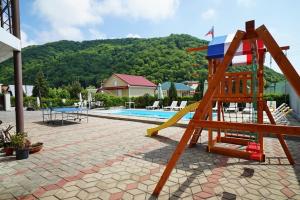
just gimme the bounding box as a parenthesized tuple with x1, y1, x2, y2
(0, 0, 12, 33)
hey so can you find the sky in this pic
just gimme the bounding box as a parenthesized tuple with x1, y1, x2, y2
(20, 0, 300, 74)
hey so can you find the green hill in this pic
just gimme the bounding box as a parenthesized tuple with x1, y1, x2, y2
(0, 34, 284, 88)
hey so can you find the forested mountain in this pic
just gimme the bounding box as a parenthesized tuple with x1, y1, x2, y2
(0, 34, 284, 87)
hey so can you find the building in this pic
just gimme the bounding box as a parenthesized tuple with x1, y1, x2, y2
(0, 0, 24, 132)
(101, 74, 156, 97)
(183, 81, 199, 95)
(265, 80, 300, 118)
(161, 82, 193, 97)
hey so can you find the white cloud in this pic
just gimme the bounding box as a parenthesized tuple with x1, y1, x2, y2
(21, 31, 36, 47)
(31, 0, 180, 43)
(98, 0, 179, 22)
(236, 0, 256, 7)
(126, 33, 141, 38)
(201, 9, 216, 20)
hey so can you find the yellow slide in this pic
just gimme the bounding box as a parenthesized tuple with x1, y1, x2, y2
(147, 101, 200, 136)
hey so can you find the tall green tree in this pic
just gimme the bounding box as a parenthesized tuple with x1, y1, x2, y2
(68, 81, 82, 99)
(168, 82, 177, 103)
(32, 71, 49, 98)
(194, 71, 207, 100)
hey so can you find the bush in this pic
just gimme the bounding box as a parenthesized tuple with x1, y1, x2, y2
(94, 93, 128, 108)
(67, 81, 82, 99)
(264, 93, 289, 107)
(48, 88, 70, 99)
(132, 94, 156, 108)
(10, 96, 78, 109)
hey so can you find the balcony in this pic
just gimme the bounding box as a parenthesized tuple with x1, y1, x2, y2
(0, 0, 21, 63)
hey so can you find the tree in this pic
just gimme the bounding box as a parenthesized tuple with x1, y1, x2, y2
(194, 71, 206, 100)
(32, 71, 49, 98)
(168, 82, 177, 103)
(68, 81, 82, 99)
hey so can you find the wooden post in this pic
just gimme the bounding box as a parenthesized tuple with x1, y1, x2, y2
(263, 102, 294, 165)
(208, 101, 213, 151)
(257, 49, 264, 155)
(11, 0, 24, 133)
(256, 25, 300, 97)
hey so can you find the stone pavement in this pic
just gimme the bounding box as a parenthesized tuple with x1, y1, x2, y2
(0, 111, 300, 200)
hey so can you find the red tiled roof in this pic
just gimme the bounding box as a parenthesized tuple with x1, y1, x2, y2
(114, 74, 156, 87)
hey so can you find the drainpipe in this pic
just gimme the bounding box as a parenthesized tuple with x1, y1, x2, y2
(11, 0, 24, 133)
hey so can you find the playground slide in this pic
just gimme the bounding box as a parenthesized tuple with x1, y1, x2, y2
(147, 101, 200, 136)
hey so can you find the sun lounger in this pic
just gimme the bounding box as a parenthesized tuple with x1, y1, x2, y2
(267, 101, 277, 112)
(164, 101, 178, 111)
(242, 103, 254, 114)
(226, 103, 238, 112)
(174, 101, 187, 110)
(212, 102, 218, 112)
(146, 101, 160, 109)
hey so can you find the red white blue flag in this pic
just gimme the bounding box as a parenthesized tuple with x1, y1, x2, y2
(205, 26, 214, 38)
(207, 34, 264, 65)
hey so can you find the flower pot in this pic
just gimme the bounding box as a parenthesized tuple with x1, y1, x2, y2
(15, 149, 29, 160)
(4, 147, 14, 156)
(29, 142, 43, 154)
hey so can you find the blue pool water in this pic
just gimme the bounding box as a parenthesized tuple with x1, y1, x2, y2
(106, 109, 195, 120)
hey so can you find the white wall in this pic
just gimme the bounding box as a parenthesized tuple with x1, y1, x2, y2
(287, 83, 300, 118)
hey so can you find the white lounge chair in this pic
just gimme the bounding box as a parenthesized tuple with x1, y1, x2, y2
(267, 101, 277, 112)
(146, 101, 160, 109)
(174, 101, 187, 110)
(212, 102, 218, 112)
(242, 103, 254, 114)
(226, 103, 238, 112)
(164, 101, 178, 111)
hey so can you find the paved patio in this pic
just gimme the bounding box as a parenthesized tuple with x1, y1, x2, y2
(1, 111, 300, 200)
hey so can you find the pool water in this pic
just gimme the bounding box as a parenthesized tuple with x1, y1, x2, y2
(105, 109, 195, 120)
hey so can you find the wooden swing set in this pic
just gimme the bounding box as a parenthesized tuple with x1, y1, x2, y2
(152, 20, 300, 196)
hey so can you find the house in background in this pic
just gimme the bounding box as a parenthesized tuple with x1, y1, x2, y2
(100, 74, 156, 97)
(183, 81, 199, 95)
(161, 82, 193, 97)
(8, 84, 34, 96)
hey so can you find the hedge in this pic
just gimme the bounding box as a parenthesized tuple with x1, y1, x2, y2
(11, 96, 78, 109)
(9, 93, 288, 110)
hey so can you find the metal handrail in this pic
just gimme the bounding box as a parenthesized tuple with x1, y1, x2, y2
(0, 0, 12, 33)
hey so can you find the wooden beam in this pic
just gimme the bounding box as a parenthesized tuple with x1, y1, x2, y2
(192, 120, 300, 137)
(256, 25, 300, 97)
(263, 102, 295, 165)
(186, 46, 208, 52)
(152, 30, 246, 196)
(210, 146, 264, 161)
(220, 137, 249, 146)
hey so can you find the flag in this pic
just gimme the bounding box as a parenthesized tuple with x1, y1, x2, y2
(205, 26, 214, 38)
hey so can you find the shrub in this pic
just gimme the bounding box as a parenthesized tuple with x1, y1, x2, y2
(67, 81, 82, 99)
(132, 94, 156, 108)
(48, 88, 70, 99)
(264, 93, 289, 107)
(94, 93, 128, 108)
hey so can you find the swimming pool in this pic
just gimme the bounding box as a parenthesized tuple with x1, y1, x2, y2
(104, 109, 195, 120)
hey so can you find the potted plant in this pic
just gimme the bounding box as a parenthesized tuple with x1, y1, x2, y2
(3, 142, 13, 156)
(10, 132, 31, 160)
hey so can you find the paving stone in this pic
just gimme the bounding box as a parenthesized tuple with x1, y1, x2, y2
(2, 111, 300, 200)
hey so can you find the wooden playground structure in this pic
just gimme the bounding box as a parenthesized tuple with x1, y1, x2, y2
(152, 20, 300, 196)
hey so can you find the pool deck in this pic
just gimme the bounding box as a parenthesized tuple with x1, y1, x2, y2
(1, 111, 300, 200)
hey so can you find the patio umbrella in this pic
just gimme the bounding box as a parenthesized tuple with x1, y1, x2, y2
(87, 92, 92, 109)
(88, 92, 92, 102)
(157, 83, 164, 100)
(36, 97, 40, 108)
(79, 93, 83, 102)
(203, 80, 208, 95)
